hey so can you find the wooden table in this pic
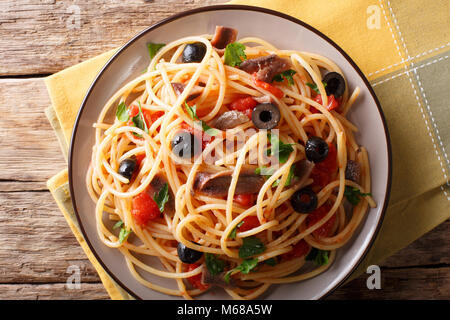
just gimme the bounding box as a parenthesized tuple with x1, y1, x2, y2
(0, 0, 448, 300)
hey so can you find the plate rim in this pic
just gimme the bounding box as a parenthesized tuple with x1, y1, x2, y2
(68, 4, 392, 300)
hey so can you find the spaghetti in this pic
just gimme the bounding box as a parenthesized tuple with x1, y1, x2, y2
(86, 26, 375, 300)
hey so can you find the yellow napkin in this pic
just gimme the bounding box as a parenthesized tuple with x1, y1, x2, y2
(46, 0, 450, 299)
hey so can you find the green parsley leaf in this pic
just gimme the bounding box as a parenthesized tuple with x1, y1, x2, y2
(228, 221, 244, 239)
(273, 69, 297, 85)
(147, 43, 165, 61)
(184, 102, 199, 120)
(184, 102, 221, 137)
(255, 166, 275, 176)
(118, 227, 132, 244)
(205, 253, 227, 276)
(224, 42, 247, 67)
(238, 258, 259, 274)
(202, 122, 221, 137)
(264, 258, 277, 267)
(114, 220, 132, 244)
(131, 102, 149, 136)
(113, 220, 124, 230)
(306, 81, 327, 94)
(267, 133, 295, 163)
(239, 236, 266, 259)
(306, 248, 329, 266)
(116, 102, 129, 122)
(344, 186, 372, 205)
(153, 183, 169, 213)
(224, 258, 259, 283)
(272, 164, 296, 187)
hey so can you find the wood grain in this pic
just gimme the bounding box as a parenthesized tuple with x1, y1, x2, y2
(329, 267, 450, 300)
(0, 191, 100, 283)
(0, 283, 109, 300)
(0, 0, 226, 76)
(0, 79, 66, 185)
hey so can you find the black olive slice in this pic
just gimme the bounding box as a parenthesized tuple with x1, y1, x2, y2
(182, 43, 207, 63)
(290, 188, 318, 213)
(118, 157, 137, 181)
(251, 103, 281, 130)
(177, 242, 203, 264)
(305, 136, 329, 163)
(323, 72, 345, 98)
(171, 131, 201, 159)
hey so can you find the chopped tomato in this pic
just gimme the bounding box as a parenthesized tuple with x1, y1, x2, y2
(316, 143, 338, 173)
(238, 216, 260, 232)
(307, 204, 336, 238)
(252, 74, 284, 98)
(128, 104, 139, 118)
(230, 97, 258, 118)
(135, 154, 146, 167)
(283, 240, 310, 260)
(150, 111, 164, 123)
(186, 263, 209, 290)
(150, 111, 164, 131)
(311, 143, 337, 189)
(314, 94, 340, 111)
(131, 192, 160, 225)
(233, 194, 256, 207)
(310, 167, 330, 189)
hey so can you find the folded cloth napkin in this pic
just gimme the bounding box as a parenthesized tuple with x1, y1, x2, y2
(45, 0, 450, 299)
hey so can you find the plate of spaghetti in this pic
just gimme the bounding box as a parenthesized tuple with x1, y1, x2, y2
(69, 5, 391, 300)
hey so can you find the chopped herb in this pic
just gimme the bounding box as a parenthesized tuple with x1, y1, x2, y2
(147, 43, 165, 60)
(272, 164, 296, 187)
(267, 133, 295, 163)
(255, 166, 275, 176)
(131, 102, 149, 136)
(239, 236, 266, 259)
(306, 248, 329, 266)
(116, 102, 129, 122)
(273, 69, 297, 85)
(119, 228, 132, 244)
(113, 220, 132, 243)
(344, 186, 372, 205)
(306, 81, 327, 94)
(202, 122, 221, 137)
(153, 183, 169, 213)
(224, 258, 258, 283)
(184, 102, 199, 120)
(228, 221, 244, 239)
(184, 102, 221, 137)
(264, 258, 277, 267)
(224, 42, 247, 67)
(205, 253, 227, 276)
(113, 220, 124, 230)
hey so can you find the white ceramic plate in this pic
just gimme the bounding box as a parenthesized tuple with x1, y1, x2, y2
(69, 5, 392, 300)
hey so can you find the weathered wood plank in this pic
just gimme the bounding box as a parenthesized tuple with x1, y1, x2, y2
(0, 191, 101, 283)
(0, 181, 48, 192)
(0, 283, 109, 300)
(0, 79, 66, 184)
(0, 0, 226, 75)
(381, 219, 450, 268)
(329, 267, 450, 300)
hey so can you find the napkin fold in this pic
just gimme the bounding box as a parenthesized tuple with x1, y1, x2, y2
(45, 0, 450, 299)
